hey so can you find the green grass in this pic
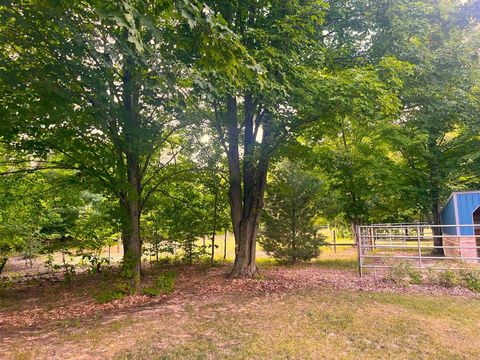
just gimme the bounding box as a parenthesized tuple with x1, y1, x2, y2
(114, 289, 480, 360)
(5, 256, 480, 359)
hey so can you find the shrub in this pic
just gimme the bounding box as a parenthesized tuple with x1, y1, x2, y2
(387, 261, 422, 285)
(437, 269, 459, 288)
(425, 266, 439, 284)
(79, 252, 110, 273)
(461, 269, 480, 292)
(141, 271, 177, 297)
(92, 281, 130, 304)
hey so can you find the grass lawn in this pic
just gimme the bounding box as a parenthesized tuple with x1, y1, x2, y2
(117, 290, 480, 360)
(7, 287, 480, 360)
(3, 248, 480, 360)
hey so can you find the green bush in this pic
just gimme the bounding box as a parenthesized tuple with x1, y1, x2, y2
(437, 269, 459, 288)
(387, 261, 422, 285)
(461, 269, 480, 292)
(425, 266, 439, 284)
(141, 271, 177, 297)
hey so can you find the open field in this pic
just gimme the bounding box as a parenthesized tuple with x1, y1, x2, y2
(1, 249, 480, 360)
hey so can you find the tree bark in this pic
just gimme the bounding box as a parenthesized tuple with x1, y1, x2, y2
(119, 191, 142, 288)
(350, 218, 360, 245)
(0, 257, 7, 275)
(126, 179, 142, 288)
(431, 201, 444, 255)
(120, 29, 143, 288)
(428, 142, 444, 256)
(227, 95, 270, 277)
(120, 197, 130, 257)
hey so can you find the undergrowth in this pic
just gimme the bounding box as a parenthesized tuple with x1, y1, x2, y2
(387, 262, 422, 285)
(387, 261, 480, 292)
(141, 271, 177, 297)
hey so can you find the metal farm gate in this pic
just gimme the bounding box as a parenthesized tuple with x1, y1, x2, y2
(356, 223, 480, 276)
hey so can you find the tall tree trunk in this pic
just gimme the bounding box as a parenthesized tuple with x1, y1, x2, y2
(127, 161, 142, 287)
(121, 30, 143, 288)
(350, 218, 360, 245)
(230, 172, 268, 278)
(120, 197, 130, 257)
(229, 143, 269, 276)
(119, 190, 142, 288)
(222, 93, 272, 278)
(428, 143, 444, 255)
(291, 206, 297, 263)
(431, 201, 444, 255)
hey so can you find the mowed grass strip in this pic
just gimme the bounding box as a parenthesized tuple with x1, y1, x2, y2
(113, 289, 480, 360)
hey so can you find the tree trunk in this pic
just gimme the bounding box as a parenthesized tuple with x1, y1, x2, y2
(230, 214, 261, 277)
(428, 139, 443, 255)
(127, 193, 142, 287)
(0, 257, 7, 275)
(431, 201, 444, 255)
(350, 218, 360, 245)
(119, 192, 142, 289)
(291, 207, 297, 263)
(229, 157, 269, 277)
(120, 197, 130, 257)
(221, 93, 272, 278)
(121, 29, 143, 288)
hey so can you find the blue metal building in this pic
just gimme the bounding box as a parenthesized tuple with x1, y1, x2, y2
(441, 191, 480, 235)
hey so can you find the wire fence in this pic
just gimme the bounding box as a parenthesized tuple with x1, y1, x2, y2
(357, 223, 480, 276)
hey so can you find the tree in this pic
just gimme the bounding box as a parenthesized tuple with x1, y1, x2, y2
(260, 160, 324, 263)
(189, 0, 329, 277)
(365, 0, 480, 250)
(0, 0, 238, 286)
(296, 58, 409, 238)
(0, 149, 115, 274)
(299, 0, 480, 239)
(0, 171, 42, 274)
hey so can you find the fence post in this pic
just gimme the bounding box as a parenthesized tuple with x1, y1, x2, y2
(417, 225, 422, 268)
(333, 229, 337, 253)
(356, 225, 363, 277)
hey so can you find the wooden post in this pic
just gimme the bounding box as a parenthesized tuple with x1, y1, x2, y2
(224, 230, 228, 260)
(333, 229, 337, 253)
